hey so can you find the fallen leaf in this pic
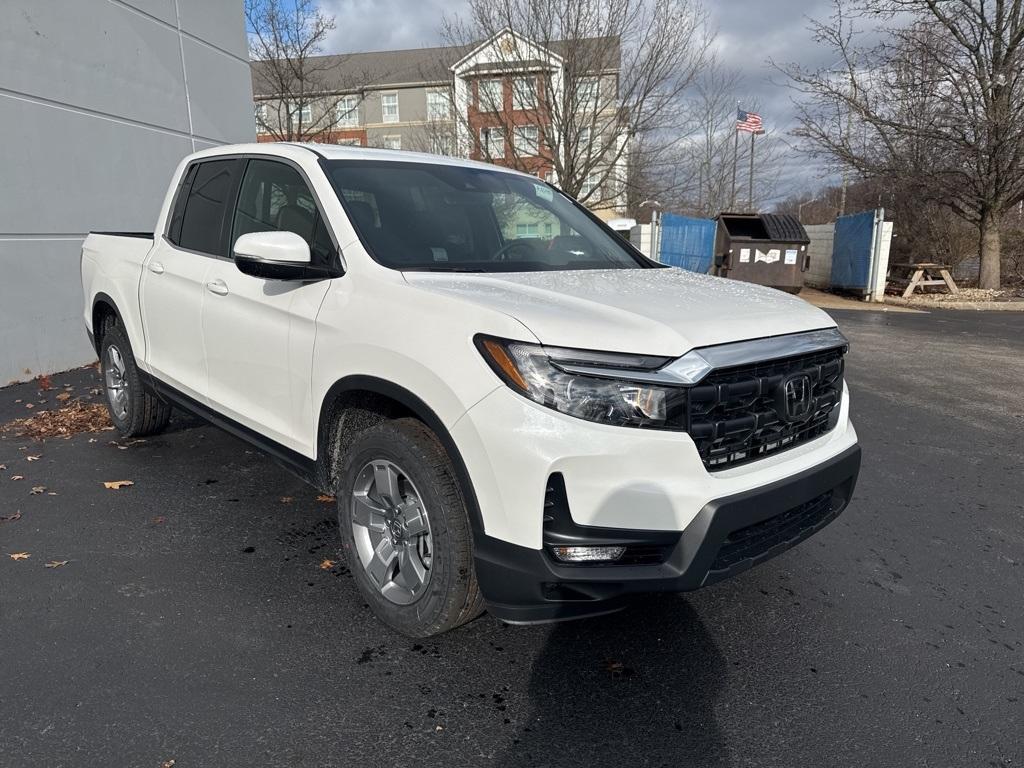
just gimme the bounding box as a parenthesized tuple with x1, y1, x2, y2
(56, 392, 71, 402)
(320, 559, 335, 570)
(0, 464, 5, 470)
(152, 516, 166, 525)
(11, 475, 24, 481)
(160, 761, 176, 768)
(44, 560, 69, 569)
(37, 374, 53, 391)
(26, 455, 41, 462)
(103, 480, 134, 490)
(9, 552, 30, 561)
(30, 486, 46, 495)
(0, 511, 21, 523)
(1, 400, 111, 440)
(24, 403, 34, 410)
(280, 496, 293, 503)
(317, 494, 336, 503)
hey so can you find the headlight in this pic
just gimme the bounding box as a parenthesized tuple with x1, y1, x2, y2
(475, 335, 687, 430)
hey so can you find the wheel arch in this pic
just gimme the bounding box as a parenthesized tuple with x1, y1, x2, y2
(91, 292, 125, 354)
(315, 375, 486, 537)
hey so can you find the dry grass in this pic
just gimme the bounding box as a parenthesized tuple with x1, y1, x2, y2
(903, 287, 1024, 304)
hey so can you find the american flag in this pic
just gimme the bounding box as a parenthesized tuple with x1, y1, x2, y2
(737, 109, 765, 134)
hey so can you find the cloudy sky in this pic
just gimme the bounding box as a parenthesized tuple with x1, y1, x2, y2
(317, 0, 869, 199)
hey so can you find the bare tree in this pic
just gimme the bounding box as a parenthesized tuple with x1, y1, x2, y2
(624, 58, 785, 218)
(781, 0, 1024, 288)
(439, 0, 712, 209)
(247, 0, 366, 142)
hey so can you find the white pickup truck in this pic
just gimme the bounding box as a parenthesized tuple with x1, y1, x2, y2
(81, 143, 860, 636)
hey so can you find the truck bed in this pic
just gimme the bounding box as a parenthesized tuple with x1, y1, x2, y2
(81, 232, 156, 352)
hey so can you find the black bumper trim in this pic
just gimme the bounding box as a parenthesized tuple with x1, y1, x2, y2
(473, 443, 861, 623)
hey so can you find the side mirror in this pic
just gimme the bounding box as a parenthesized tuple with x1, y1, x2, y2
(233, 231, 312, 280)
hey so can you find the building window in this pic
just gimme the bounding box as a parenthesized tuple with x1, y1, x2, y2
(478, 79, 503, 111)
(512, 77, 536, 110)
(336, 137, 361, 146)
(581, 172, 601, 197)
(480, 127, 504, 159)
(336, 95, 359, 127)
(578, 126, 594, 157)
(515, 223, 540, 238)
(426, 89, 451, 121)
(381, 93, 399, 123)
(577, 77, 600, 110)
(291, 102, 312, 124)
(382, 135, 401, 150)
(430, 132, 453, 156)
(513, 125, 539, 156)
(254, 102, 268, 132)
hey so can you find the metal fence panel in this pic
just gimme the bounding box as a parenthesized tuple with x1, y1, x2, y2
(658, 213, 716, 273)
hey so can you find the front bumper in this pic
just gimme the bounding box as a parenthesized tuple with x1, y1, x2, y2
(473, 443, 861, 623)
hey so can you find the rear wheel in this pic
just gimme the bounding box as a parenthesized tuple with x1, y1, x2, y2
(337, 418, 484, 636)
(99, 321, 171, 437)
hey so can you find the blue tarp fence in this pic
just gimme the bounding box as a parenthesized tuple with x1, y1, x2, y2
(657, 213, 716, 273)
(830, 210, 875, 292)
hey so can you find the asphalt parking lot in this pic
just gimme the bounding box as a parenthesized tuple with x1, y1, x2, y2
(2, 308, 1022, 768)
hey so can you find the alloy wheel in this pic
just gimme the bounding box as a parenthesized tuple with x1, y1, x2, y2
(104, 345, 130, 421)
(350, 460, 433, 605)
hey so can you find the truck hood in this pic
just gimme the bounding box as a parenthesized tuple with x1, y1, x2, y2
(402, 267, 836, 356)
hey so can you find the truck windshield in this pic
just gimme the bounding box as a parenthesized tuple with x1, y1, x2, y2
(321, 160, 652, 272)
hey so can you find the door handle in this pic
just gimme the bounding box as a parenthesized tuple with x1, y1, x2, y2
(148, 261, 165, 274)
(206, 279, 229, 296)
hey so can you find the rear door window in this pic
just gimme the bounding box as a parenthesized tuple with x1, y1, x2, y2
(176, 159, 241, 256)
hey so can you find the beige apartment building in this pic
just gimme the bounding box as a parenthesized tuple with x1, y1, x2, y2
(251, 31, 629, 219)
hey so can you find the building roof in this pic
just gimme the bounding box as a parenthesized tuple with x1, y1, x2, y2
(251, 36, 621, 97)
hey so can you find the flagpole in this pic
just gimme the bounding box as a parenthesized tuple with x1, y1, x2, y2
(730, 125, 739, 210)
(748, 131, 756, 212)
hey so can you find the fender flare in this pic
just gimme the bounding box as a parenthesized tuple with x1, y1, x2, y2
(317, 375, 486, 537)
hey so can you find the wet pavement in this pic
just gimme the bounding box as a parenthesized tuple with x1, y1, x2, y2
(1, 308, 1022, 767)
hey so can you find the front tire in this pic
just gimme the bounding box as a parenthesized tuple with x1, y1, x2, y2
(337, 418, 484, 637)
(99, 321, 171, 437)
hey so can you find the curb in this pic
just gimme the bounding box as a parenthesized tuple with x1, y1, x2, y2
(884, 297, 1024, 312)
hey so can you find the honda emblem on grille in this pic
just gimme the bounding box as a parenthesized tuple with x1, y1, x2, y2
(779, 374, 815, 422)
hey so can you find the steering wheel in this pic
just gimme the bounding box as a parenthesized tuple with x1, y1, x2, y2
(493, 240, 537, 262)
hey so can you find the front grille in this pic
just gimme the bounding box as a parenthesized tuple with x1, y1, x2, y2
(686, 347, 845, 470)
(709, 490, 836, 575)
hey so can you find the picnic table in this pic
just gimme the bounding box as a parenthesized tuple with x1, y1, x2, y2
(886, 262, 960, 298)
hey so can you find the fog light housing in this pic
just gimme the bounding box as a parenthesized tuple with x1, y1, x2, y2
(550, 545, 627, 563)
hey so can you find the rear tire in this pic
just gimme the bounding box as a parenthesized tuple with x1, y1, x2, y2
(99, 320, 171, 437)
(337, 418, 484, 637)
